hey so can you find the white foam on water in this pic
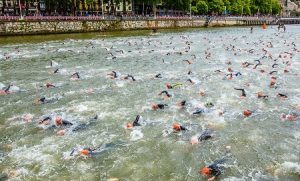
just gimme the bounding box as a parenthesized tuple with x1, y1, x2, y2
(274, 162, 300, 176)
(130, 130, 144, 141)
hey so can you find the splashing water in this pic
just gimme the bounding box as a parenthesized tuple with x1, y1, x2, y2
(0, 26, 300, 180)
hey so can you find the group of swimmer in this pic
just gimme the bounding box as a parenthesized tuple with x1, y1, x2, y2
(1, 24, 299, 180)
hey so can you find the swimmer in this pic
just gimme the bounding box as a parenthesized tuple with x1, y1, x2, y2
(186, 78, 195, 84)
(39, 116, 52, 125)
(172, 123, 187, 132)
(50, 61, 59, 68)
(166, 83, 183, 89)
(58, 115, 98, 135)
(122, 75, 136, 81)
(107, 71, 120, 79)
(226, 73, 233, 80)
(257, 91, 268, 99)
(272, 63, 279, 68)
(193, 108, 205, 115)
(269, 71, 278, 75)
(54, 116, 73, 127)
(183, 60, 193, 64)
(71, 72, 80, 80)
(281, 113, 298, 121)
(205, 102, 214, 108)
(270, 76, 277, 87)
(188, 70, 192, 75)
(200, 156, 228, 181)
(0, 84, 20, 95)
(253, 61, 262, 69)
(151, 103, 168, 110)
(53, 68, 59, 74)
(176, 100, 186, 108)
(242, 62, 253, 68)
(33, 96, 59, 105)
(190, 129, 213, 145)
(235, 72, 242, 77)
(126, 115, 142, 129)
(46, 82, 55, 88)
(277, 93, 287, 99)
(234, 88, 246, 98)
(158, 90, 172, 98)
(155, 73, 162, 78)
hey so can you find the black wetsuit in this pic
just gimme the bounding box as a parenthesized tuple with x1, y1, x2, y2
(4, 85, 10, 93)
(269, 71, 278, 75)
(54, 69, 59, 74)
(72, 72, 80, 79)
(235, 72, 242, 77)
(133, 115, 141, 127)
(179, 100, 186, 106)
(208, 157, 230, 177)
(198, 129, 213, 141)
(193, 108, 205, 115)
(155, 74, 162, 78)
(40, 116, 51, 124)
(159, 91, 171, 98)
(158, 104, 168, 109)
(278, 93, 287, 98)
(234, 88, 246, 97)
(124, 75, 136, 81)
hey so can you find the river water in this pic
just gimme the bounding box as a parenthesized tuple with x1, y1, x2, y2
(0, 26, 299, 180)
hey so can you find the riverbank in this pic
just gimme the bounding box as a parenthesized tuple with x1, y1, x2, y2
(0, 17, 299, 36)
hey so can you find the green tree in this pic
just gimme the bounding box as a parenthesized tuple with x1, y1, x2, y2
(271, 0, 281, 15)
(208, 0, 224, 15)
(196, 0, 208, 14)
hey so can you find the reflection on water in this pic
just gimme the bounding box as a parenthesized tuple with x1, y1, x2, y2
(0, 26, 300, 180)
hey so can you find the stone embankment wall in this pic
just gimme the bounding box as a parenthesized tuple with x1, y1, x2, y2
(0, 18, 296, 36)
(0, 19, 209, 35)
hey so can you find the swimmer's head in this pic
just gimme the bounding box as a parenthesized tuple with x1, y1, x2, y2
(243, 109, 252, 117)
(200, 167, 211, 176)
(190, 136, 199, 145)
(126, 122, 133, 129)
(80, 149, 90, 156)
(55, 116, 62, 125)
(257, 91, 263, 97)
(166, 83, 172, 89)
(151, 104, 159, 110)
(172, 123, 181, 131)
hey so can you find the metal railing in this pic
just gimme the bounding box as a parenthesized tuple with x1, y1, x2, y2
(0, 15, 299, 22)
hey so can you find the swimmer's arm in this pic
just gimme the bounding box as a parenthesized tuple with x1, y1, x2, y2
(207, 176, 216, 181)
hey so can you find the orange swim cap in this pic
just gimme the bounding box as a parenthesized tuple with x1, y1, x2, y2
(200, 167, 211, 176)
(126, 122, 133, 129)
(243, 109, 252, 117)
(80, 149, 90, 155)
(173, 123, 181, 131)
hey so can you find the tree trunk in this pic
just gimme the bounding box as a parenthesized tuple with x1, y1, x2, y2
(153, 2, 156, 17)
(122, 0, 126, 14)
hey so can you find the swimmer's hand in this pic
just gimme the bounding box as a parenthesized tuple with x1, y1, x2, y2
(207, 176, 215, 181)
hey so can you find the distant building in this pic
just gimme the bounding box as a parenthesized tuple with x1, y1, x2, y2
(0, 0, 45, 16)
(280, 0, 300, 16)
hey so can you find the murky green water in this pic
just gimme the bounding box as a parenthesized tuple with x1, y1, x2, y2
(0, 26, 299, 180)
